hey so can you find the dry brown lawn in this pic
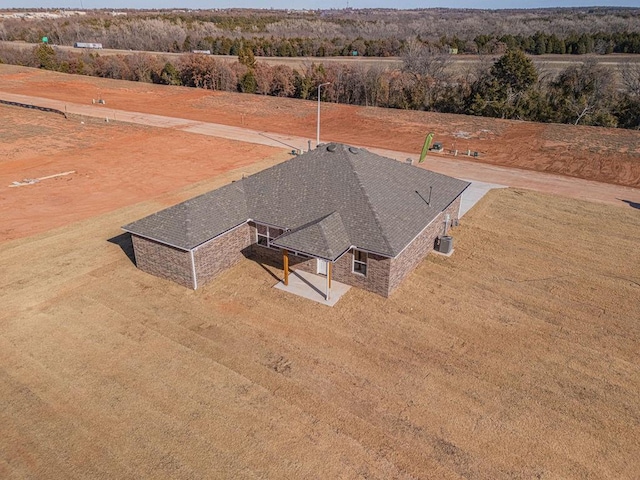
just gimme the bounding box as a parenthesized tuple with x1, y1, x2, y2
(1, 178, 638, 478)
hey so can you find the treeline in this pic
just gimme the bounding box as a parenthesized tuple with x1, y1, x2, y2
(2, 8, 640, 56)
(183, 36, 402, 57)
(1, 44, 638, 130)
(152, 32, 640, 57)
(452, 31, 640, 55)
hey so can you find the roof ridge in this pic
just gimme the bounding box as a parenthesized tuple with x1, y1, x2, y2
(235, 177, 248, 217)
(281, 211, 332, 237)
(344, 147, 393, 254)
(184, 215, 191, 233)
(318, 211, 344, 258)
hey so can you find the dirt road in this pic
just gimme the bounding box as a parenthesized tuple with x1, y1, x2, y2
(2, 90, 638, 208)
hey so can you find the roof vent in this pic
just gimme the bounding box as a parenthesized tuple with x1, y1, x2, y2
(349, 147, 359, 154)
(326, 144, 337, 152)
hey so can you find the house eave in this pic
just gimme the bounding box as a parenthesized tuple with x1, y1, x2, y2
(122, 229, 191, 252)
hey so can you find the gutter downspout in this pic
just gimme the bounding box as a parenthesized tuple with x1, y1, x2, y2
(190, 249, 198, 290)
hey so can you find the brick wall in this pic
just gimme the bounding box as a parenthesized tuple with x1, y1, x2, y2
(193, 223, 252, 287)
(388, 196, 462, 295)
(130, 194, 462, 295)
(131, 235, 193, 289)
(249, 243, 392, 297)
(331, 250, 391, 297)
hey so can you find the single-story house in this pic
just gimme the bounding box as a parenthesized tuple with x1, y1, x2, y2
(122, 143, 470, 298)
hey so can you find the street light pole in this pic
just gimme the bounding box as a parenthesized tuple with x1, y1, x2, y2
(316, 82, 331, 148)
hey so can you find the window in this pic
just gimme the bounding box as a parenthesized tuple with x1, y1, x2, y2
(255, 224, 283, 249)
(352, 249, 367, 276)
(256, 224, 268, 246)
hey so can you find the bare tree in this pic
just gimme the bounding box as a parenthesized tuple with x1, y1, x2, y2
(93, 55, 133, 81)
(270, 65, 295, 97)
(402, 38, 453, 110)
(364, 65, 390, 107)
(402, 38, 451, 82)
(128, 53, 162, 83)
(620, 61, 640, 96)
(254, 62, 274, 95)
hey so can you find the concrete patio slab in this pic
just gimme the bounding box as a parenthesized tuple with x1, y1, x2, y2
(274, 270, 351, 307)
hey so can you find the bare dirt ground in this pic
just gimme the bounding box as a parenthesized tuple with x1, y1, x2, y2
(1, 64, 639, 189)
(0, 105, 287, 241)
(1, 181, 638, 478)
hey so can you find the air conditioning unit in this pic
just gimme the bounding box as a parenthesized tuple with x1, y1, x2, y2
(435, 235, 453, 254)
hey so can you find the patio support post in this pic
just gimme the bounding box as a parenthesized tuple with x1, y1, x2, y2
(326, 261, 332, 300)
(283, 249, 289, 286)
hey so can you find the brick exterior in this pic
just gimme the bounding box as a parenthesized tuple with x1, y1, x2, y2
(387, 196, 462, 295)
(130, 196, 462, 296)
(131, 235, 193, 289)
(330, 251, 391, 296)
(247, 221, 317, 271)
(193, 223, 252, 287)
(247, 221, 392, 297)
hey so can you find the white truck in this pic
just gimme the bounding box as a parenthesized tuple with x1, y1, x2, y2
(74, 42, 103, 49)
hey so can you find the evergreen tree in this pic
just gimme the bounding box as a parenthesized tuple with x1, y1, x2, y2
(34, 43, 57, 70)
(239, 70, 257, 93)
(491, 49, 538, 94)
(157, 62, 181, 85)
(468, 49, 539, 119)
(237, 45, 256, 69)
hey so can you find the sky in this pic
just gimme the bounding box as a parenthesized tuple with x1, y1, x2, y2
(3, 1, 639, 9)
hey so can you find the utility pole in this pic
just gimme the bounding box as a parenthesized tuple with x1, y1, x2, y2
(316, 82, 331, 148)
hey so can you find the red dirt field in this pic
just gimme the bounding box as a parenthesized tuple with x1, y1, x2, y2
(1, 64, 639, 189)
(0, 106, 286, 241)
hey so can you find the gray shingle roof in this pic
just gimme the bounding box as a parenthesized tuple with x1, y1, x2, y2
(271, 212, 351, 261)
(123, 144, 470, 256)
(122, 181, 247, 250)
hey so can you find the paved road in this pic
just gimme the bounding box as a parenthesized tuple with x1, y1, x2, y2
(2, 91, 639, 208)
(4, 41, 640, 71)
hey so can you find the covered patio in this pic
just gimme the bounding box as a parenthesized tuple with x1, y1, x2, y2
(274, 268, 351, 307)
(270, 211, 353, 305)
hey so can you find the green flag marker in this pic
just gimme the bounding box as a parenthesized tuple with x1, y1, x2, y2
(419, 132, 434, 163)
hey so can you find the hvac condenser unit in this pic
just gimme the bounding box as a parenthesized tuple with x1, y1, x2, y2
(435, 235, 453, 254)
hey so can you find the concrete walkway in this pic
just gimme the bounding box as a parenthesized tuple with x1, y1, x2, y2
(459, 180, 508, 217)
(274, 270, 351, 307)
